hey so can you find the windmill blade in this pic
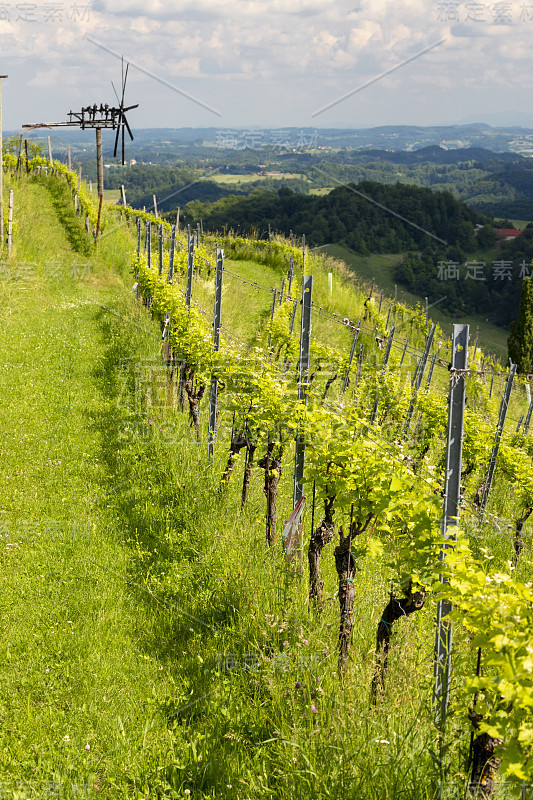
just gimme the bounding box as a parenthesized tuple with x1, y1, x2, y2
(123, 113, 134, 141)
(113, 122, 121, 158)
(122, 62, 129, 99)
(115, 58, 134, 163)
(111, 80, 121, 107)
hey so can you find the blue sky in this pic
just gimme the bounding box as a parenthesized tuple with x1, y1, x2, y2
(3, 0, 533, 133)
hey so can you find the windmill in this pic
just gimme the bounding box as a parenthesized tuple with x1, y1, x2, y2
(22, 58, 138, 198)
(112, 57, 136, 166)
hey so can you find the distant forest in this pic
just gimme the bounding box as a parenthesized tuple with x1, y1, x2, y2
(182, 183, 531, 328)
(182, 183, 479, 252)
(100, 146, 533, 219)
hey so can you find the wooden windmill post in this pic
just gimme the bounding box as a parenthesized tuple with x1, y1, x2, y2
(0, 75, 7, 249)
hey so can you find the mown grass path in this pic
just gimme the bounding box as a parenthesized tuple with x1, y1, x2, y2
(0, 175, 177, 797)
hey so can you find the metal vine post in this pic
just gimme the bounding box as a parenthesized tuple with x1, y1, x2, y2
(293, 273, 313, 507)
(479, 362, 517, 515)
(208, 248, 224, 462)
(433, 323, 469, 729)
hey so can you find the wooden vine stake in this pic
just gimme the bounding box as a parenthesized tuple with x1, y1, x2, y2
(94, 194, 103, 244)
(7, 189, 13, 254)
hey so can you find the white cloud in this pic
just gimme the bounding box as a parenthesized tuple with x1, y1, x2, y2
(3, 0, 533, 128)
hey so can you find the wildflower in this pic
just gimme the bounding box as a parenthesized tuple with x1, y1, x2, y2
(311, 705, 317, 714)
(295, 681, 303, 690)
(84, 744, 90, 750)
(283, 640, 289, 647)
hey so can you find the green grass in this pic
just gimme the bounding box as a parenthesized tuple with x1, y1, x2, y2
(324, 243, 510, 360)
(87, 185, 122, 205)
(0, 169, 530, 798)
(0, 174, 186, 795)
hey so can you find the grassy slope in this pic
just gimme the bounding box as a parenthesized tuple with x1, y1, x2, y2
(324, 243, 510, 360)
(0, 171, 529, 799)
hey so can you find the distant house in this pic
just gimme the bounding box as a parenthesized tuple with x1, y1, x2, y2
(494, 228, 523, 240)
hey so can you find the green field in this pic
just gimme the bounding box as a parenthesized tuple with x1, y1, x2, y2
(309, 187, 333, 196)
(205, 172, 304, 185)
(86, 185, 122, 205)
